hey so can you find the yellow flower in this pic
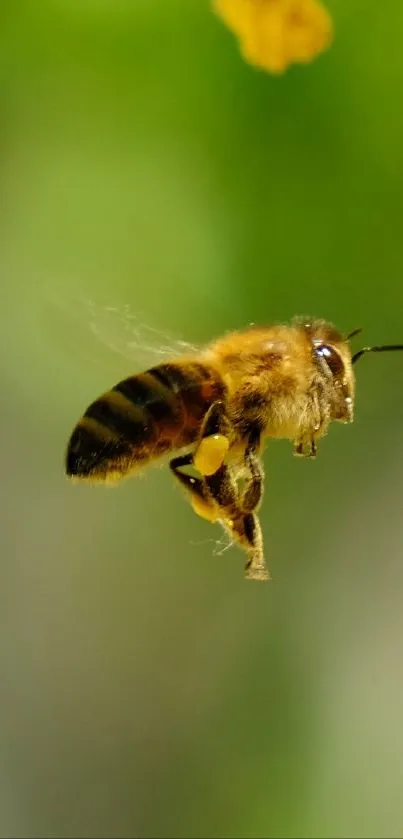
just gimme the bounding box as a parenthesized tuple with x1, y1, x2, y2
(213, 0, 333, 74)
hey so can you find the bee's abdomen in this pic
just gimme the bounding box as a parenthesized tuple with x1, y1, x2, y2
(66, 362, 225, 482)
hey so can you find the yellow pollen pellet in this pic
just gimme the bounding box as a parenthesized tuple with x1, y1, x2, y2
(190, 495, 219, 522)
(194, 434, 230, 476)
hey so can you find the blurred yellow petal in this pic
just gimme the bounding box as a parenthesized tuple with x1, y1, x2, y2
(214, 0, 333, 73)
(243, 4, 288, 73)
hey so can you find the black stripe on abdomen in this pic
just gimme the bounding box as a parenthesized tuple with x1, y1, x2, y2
(84, 397, 152, 443)
(113, 370, 182, 430)
(148, 364, 192, 394)
(66, 362, 225, 482)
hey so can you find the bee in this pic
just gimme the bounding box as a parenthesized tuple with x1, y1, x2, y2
(65, 315, 403, 582)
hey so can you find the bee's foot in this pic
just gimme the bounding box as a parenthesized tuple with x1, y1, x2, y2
(244, 559, 271, 582)
(294, 441, 316, 459)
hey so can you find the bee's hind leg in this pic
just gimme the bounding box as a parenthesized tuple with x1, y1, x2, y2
(205, 463, 270, 581)
(240, 428, 265, 513)
(169, 453, 219, 522)
(170, 448, 270, 581)
(222, 511, 268, 581)
(193, 401, 231, 477)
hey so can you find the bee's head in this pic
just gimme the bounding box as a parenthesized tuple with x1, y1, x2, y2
(297, 318, 356, 423)
(299, 317, 403, 425)
(313, 338, 355, 423)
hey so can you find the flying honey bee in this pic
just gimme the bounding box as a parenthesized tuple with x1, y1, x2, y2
(65, 315, 403, 581)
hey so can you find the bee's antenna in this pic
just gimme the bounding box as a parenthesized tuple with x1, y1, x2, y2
(345, 327, 363, 341)
(352, 344, 403, 365)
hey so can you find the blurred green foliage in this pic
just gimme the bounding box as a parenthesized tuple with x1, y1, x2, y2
(2, 1, 403, 836)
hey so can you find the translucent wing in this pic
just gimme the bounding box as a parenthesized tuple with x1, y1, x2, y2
(44, 294, 199, 376)
(84, 297, 198, 367)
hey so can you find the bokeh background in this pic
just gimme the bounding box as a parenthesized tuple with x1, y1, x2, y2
(2, 1, 403, 836)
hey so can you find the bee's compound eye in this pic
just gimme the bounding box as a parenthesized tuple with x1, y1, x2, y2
(314, 343, 344, 378)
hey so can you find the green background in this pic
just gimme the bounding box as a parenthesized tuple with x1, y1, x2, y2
(1, 1, 403, 836)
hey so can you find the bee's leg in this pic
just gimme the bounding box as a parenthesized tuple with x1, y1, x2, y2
(224, 511, 269, 582)
(193, 401, 231, 477)
(169, 453, 219, 522)
(205, 464, 270, 581)
(240, 429, 264, 513)
(235, 513, 268, 582)
(294, 438, 317, 458)
(171, 448, 269, 581)
(294, 408, 319, 458)
(294, 388, 328, 457)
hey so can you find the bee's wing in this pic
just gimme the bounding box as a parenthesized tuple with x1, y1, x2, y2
(84, 298, 198, 368)
(45, 295, 199, 376)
